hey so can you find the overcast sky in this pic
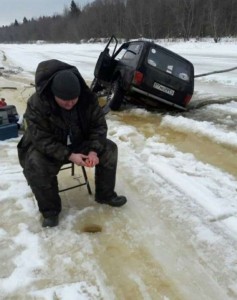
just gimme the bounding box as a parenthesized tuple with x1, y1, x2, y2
(0, 0, 94, 26)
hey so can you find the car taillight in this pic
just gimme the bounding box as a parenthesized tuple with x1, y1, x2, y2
(133, 71, 144, 85)
(184, 94, 192, 106)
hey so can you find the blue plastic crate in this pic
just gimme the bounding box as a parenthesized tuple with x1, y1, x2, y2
(0, 123, 18, 140)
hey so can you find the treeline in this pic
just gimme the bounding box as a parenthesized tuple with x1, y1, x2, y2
(0, 0, 236, 43)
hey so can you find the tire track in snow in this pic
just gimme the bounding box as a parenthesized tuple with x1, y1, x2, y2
(107, 117, 237, 299)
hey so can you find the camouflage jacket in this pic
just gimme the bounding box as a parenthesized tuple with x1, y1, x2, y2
(18, 59, 107, 166)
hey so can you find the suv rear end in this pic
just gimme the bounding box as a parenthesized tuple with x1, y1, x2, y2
(91, 37, 194, 112)
(125, 42, 194, 110)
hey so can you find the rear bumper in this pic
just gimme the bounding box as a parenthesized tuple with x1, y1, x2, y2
(130, 86, 187, 111)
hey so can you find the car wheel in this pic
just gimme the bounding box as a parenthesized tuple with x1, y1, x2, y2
(106, 79, 124, 111)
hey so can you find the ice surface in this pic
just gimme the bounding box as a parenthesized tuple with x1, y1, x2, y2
(0, 39, 237, 299)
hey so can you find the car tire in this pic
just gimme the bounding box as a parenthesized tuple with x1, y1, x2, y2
(106, 79, 124, 111)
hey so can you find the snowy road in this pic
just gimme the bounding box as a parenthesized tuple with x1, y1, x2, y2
(0, 40, 237, 299)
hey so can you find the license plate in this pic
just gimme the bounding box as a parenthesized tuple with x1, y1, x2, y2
(153, 82, 175, 96)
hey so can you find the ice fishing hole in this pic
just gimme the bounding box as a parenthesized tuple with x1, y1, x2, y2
(82, 224, 102, 233)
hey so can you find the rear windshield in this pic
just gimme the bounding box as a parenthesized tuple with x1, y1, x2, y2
(147, 47, 191, 82)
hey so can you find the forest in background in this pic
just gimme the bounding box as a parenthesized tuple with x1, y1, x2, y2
(0, 0, 236, 43)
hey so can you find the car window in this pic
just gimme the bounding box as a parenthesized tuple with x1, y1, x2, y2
(120, 43, 142, 66)
(147, 47, 191, 82)
(114, 48, 127, 60)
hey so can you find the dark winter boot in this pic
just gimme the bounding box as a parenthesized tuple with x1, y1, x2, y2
(42, 215, 59, 228)
(95, 195, 127, 207)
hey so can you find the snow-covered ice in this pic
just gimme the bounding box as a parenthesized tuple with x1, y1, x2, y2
(0, 39, 237, 299)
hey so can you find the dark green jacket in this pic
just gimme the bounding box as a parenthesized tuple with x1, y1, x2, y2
(18, 59, 107, 166)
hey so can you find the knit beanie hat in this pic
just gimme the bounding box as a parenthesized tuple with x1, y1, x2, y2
(51, 70, 81, 100)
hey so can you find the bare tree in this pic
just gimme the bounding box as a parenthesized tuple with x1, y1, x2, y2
(207, 0, 222, 42)
(169, 0, 195, 40)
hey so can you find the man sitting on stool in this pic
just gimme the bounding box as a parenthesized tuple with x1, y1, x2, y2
(17, 59, 127, 228)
